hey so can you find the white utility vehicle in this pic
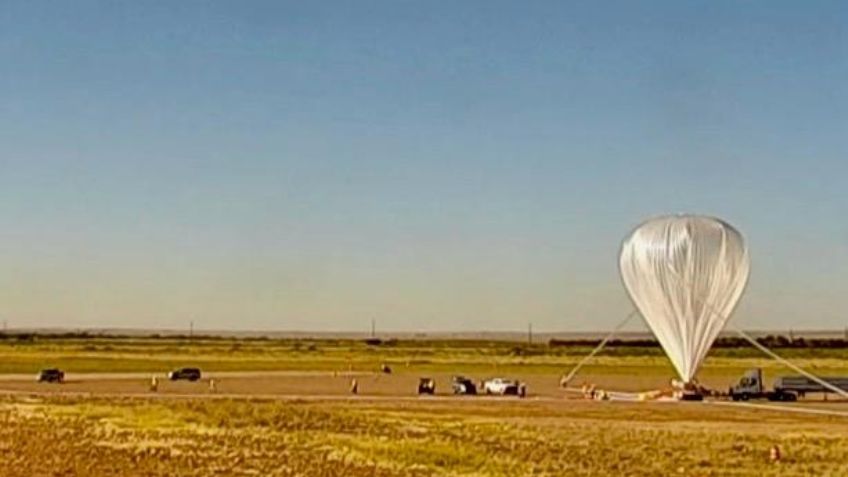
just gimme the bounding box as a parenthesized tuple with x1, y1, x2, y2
(482, 378, 521, 396)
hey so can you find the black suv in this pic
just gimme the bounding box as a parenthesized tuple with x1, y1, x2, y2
(168, 367, 202, 381)
(37, 368, 65, 383)
(451, 376, 477, 395)
(418, 377, 436, 395)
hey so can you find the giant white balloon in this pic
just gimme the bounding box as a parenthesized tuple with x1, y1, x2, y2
(619, 215, 750, 383)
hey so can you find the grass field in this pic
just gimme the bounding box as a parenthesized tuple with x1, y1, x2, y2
(3, 395, 848, 476)
(2, 336, 848, 476)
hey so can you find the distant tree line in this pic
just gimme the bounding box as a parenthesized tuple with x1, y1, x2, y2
(548, 335, 848, 349)
(2, 331, 847, 350)
(0, 331, 272, 342)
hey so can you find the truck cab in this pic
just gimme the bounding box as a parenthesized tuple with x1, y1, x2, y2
(730, 368, 763, 400)
(730, 368, 797, 401)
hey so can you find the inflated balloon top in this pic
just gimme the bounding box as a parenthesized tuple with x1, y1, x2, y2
(619, 215, 750, 383)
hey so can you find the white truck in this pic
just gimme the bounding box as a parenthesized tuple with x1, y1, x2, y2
(729, 368, 848, 401)
(482, 378, 525, 397)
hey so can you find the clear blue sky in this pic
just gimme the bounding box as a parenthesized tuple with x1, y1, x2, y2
(0, 1, 846, 332)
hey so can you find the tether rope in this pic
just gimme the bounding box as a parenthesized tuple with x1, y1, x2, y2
(561, 309, 638, 386)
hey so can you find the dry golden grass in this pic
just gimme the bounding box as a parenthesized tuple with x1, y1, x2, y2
(2, 395, 848, 476)
(3, 337, 848, 475)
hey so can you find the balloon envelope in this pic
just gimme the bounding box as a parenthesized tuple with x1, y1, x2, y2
(619, 215, 750, 383)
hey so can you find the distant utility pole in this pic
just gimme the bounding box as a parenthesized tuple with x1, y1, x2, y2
(189, 320, 194, 339)
(528, 323, 533, 345)
(370, 318, 376, 338)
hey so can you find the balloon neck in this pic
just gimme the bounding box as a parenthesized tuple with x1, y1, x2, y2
(671, 378, 698, 390)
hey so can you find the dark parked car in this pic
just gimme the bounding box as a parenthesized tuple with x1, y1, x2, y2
(37, 368, 65, 383)
(418, 377, 436, 395)
(168, 367, 202, 381)
(451, 376, 477, 395)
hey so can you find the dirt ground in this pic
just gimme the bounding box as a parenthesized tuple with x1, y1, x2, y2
(0, 369, 712, 397)
(2, 370, 846, 412)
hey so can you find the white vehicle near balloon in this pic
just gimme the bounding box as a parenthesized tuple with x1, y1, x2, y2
(619, 215, 750, 398)
(482, 378, 521, 396)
